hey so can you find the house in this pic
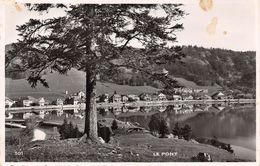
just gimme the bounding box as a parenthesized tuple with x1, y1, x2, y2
(109, 93, 121, 103)
(38, 97, 45, 106)
(5, 97, 15, 108)
(139, 93, 152, 101)
(56, 98, 64, 105)
(77, 91, 85, 98)
(193, 89, 208, 93)
(22, 96, 36, 107)
(211, 92, 226, 100)
(23, 100, 33, 107)
(72, 91, 86, 100)
(173, 95, 182, 101)
(158, 93, 167, 101)
(173, 88, 193, 94)
(127, 94, 140, 102)
(182, 94, 193, 100)
(73, 99, 80, 105)
(121, 95, 129, 102)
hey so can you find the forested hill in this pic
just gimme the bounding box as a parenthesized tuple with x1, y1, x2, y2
(164, 46, 255, 94)
(5, 44, 256, 95)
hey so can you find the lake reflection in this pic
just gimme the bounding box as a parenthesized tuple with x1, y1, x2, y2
(100, 103, 256, 160)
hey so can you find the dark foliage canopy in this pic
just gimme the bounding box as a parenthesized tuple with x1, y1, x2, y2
(6, 4, 186, 89)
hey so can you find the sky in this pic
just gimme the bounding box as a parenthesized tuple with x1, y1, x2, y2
(4, 0, 257, 51)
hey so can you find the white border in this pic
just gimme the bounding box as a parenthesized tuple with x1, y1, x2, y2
(1, 0, 259, 166)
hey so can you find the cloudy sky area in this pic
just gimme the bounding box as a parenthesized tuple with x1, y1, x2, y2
(5, 0, 256, 51)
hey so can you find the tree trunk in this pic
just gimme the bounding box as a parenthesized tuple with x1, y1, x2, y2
(84, 67, 98, 141)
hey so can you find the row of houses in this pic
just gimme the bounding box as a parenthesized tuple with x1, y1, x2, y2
(173, 88, 208, 94)
(5, 90, 87, 108)
(5, 90, 234, 108)
(5, 96, 50, 108)
(98, 91, 234, 103)
(98, 92, 168, 103)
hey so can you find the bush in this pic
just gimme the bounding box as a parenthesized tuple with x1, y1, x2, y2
(59, 119, 83, 139)
(111, 119, 118, 131)
(172, 123, 192, 141)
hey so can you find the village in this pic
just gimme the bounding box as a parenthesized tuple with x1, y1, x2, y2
(5, 87, 242, 109)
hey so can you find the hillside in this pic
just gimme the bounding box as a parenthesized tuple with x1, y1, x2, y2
(5, 44, 255, 99)
(5, 68, 160, 101)
(165, 46, 255, 94)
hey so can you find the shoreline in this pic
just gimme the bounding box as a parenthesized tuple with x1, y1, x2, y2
(5, 99, 255, 113)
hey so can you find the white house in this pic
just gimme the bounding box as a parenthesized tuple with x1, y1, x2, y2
(127, 94, 140, 101)
(23, 100, 33, 107)
(22, 96, 36, 107)
(109, 93, 121, 103)
(77, 91, 86, 98)
(5, 97, 15, 108)
(56, 98, 64, 105)
(158, 93, 167, 101)
(72, 91, 86, 100)
(121, 95, 129, 102)
(173, 95, 182, 101)
(38, 97, 45, 106)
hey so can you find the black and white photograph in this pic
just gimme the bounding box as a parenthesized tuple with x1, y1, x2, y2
(3, 0, 257, 163)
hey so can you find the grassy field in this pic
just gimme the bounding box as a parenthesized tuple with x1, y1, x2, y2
(6, 131, 241, 162)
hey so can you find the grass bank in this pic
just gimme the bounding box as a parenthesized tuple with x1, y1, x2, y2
(6, 129, 248, 162)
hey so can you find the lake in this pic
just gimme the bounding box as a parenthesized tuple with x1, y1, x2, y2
(6, 102, 256, 161)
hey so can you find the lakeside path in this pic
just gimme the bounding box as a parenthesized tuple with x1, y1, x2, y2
(5, 99, 255, 114)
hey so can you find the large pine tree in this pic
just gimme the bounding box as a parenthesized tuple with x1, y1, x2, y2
(6, 4, 186, 141)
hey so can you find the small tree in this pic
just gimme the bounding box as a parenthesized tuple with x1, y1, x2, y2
(181, 124, 192, 141)
(172, 122, 181, 137)
(111, 119, 118, 131)
(148, 114, 161, 133)
(59, 119, 69, 139)
(159, 119, 170, 138)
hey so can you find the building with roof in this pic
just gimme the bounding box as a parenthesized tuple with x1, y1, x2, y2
(5, 97, 15, 108)
(211, 92, 226, 100)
